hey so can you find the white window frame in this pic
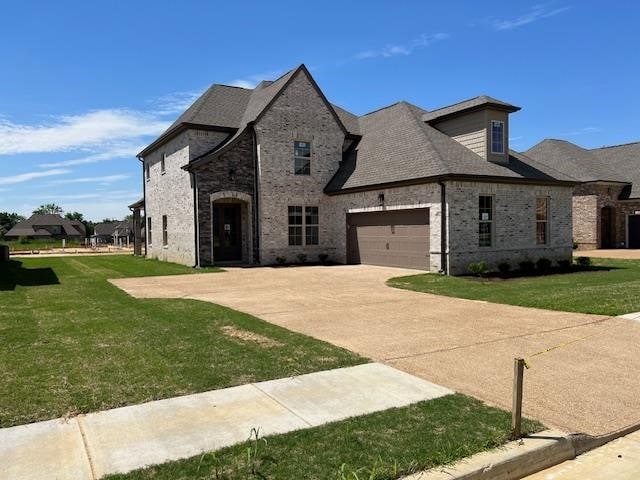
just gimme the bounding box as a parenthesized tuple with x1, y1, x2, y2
(147, 217, 152, 246)
(479, 195, 494, 247)
(490, 120, 505, 154)
(145, 160, 150, 181)
(162, 215, 168, 247)
(160, 153, 166, 174)
(288, 205, 319, 246)
(294, 140, 311, 175)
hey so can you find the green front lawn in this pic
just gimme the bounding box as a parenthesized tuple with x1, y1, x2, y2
(389, 258, 640, 316)
(108, 394, 543, 480)
(0, 256, 363, 427)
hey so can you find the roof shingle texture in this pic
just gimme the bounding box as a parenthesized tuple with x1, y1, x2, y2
(5, 214, 83, 237)
(591, 142, 640, 198)
(422, 95, 520, 122)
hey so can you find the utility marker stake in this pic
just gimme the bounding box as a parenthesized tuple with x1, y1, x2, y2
(512, 357, 525, 439)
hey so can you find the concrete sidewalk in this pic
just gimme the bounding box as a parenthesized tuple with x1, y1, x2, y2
(0, 363, 452, 480)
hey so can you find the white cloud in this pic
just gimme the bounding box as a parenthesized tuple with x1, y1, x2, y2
(46, 174, 130, 185)
(0, 168, 70, 185)
(228, 69, 284, 89)
(151, 90, 204, 115)
(560, 126, 601, 136)
(30, 190, 139, 201)
(493, 5, 570, 31)
(355, 33, 450, 60)
(0, 109, 169, 156)
(39, 144, 144, 167)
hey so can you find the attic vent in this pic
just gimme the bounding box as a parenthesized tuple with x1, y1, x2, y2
(195, 130, 210, 137)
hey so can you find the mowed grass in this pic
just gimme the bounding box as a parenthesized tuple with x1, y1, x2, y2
(107, 394, 543, 480)
(388, 258, 640, 316)
(0, 256, 364, 427)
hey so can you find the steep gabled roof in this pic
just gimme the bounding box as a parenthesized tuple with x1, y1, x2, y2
(325, 102, 574, 193)
(591, 141, 640, 198)
(525, 139, 628, 184)
(422, 95, 521, 123)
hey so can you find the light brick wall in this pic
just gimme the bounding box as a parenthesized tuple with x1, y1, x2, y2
(143, 129, 228, 265)
(446, 181, 573, 274)
(255, 69, 345, 264)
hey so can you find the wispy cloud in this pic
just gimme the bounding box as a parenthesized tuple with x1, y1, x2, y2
(355, 32, 450, 60)
(559, 126, 601, 136)
(39, 144, 144, 167)
(30, 190, 139, 201)
(228, 69, 284, 89)
(493, 5, 570, 31)
(0, 110, 169, 156)
(0, 168, 70, 185)
(46, 174, 130, 185)
(151, 90, 204, 115)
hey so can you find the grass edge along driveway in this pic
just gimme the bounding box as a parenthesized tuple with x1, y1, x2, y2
(387, 258, 640, 316)
(0, 255, 364, 427)
(106, 394, 543, 480)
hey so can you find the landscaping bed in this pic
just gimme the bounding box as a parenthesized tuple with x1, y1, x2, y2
(389, 258, 640, 316)
(0, 256, 364, 427)
(106, 394, 543, 480)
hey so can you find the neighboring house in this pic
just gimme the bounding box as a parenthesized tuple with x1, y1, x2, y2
(92, 221, 135, 245)
(5, 214, 85, 241)
(137, 64, 576, 274)
(526, 140, 640, 249)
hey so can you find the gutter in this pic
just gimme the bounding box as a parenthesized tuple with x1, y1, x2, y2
(438, 180, 448, 275)
(250, 122, 260, 264)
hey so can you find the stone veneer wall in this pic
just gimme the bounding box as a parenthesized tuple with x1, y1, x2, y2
(254, 69, 345, 264)
(191, 130, 256, 266)
(446, 181, 573, 274)
(144, 129, 228, 265)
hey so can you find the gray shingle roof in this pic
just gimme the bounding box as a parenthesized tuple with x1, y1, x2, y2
(5, 214, 83, 238)
(94, 222, 119, 236)
(422, 95, 521, 123)
(331, 103, 360, 135)
(591, 141, 640, 198)
(524, 139, 628, 184)
(326, 102, 574, 192)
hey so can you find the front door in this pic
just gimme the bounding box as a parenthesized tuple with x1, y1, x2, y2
(629, 215, 640, 249)
(213, 203, 242, 261)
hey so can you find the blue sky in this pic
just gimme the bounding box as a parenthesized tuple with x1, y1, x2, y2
(1, 1, 638, 220)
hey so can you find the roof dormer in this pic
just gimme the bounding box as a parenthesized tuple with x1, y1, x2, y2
(423, 95, 520, 164)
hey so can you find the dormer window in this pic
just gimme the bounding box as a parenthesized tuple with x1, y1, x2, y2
(491, 120, 505, 154)
(294, 141, 311, 175)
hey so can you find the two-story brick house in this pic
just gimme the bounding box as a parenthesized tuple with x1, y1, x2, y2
(138, 64, 576, 274)
(525, 139, 640, 250)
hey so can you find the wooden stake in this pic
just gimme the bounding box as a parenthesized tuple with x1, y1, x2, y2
(512, 357, 525, 439)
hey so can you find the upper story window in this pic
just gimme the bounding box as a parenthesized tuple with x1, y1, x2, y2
(479, 195, 493, 247)
(294, 141, 311, 175)
(536, 197, 549, 244)
(490, 120, 505, 154)
(145, 160, 150, 181)
(160, 153, 166, 174)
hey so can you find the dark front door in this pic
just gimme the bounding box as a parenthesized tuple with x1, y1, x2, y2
(629, 215, 640, 249)
(601, 207, 615, 248)
(213, 203, 242, 261)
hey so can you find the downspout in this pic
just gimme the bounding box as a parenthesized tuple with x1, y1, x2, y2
(139, 156, 147, 257)
(438, 180, 448, 274)
(250, 122, 261, 264)
(191, 171, 200, 267)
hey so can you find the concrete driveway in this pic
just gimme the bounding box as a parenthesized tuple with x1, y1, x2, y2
(111, 265, 640, 436)
(580, 249, 640, 259)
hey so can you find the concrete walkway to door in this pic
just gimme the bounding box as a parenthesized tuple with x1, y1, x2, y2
(111, 265, 640, 436)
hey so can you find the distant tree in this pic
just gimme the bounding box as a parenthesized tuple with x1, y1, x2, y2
(124, 214, 133, 221)
(101, 218, 119, 223)
(33, 203, 63, 215)
(64, 211, 85, 222)
(0, 212, 25, 238)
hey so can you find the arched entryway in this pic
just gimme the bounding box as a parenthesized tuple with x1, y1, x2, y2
(600, 206, 615, 248)
(210, 191, 253, 264)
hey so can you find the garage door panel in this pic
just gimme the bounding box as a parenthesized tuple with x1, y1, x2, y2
(347, 208, 430, 270)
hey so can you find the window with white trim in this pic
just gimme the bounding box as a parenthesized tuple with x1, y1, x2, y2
(491, 120, 505, 154)
(536, 197, 549, 244)
(162, 215, 168, 247)
(160, 153, 166, 174)
(147, 217, 152, 245)
(479, 195, 493, 247)
(145, 160, 150, 181)
(294, 141, 311, 175)
(288, 206, 319, 245)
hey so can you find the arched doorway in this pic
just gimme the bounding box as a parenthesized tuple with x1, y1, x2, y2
(209, 191, 253, 264)
(600, 206, 615, 248)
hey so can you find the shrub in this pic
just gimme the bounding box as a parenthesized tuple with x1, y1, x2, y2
(575, 256, 592, 267)
(536, 258, 552, 271)
(296, 253, 307, 264)
(318, 253, 329, 264)
(275, 256, 287, 265)
(557, 259, 571, 270)
(519, 260, 535, 273)
(572, 241, 579, 250)
(497, 262, 511, 275)
(468, 261, 489, 277)
(18, 236, 29, 244)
